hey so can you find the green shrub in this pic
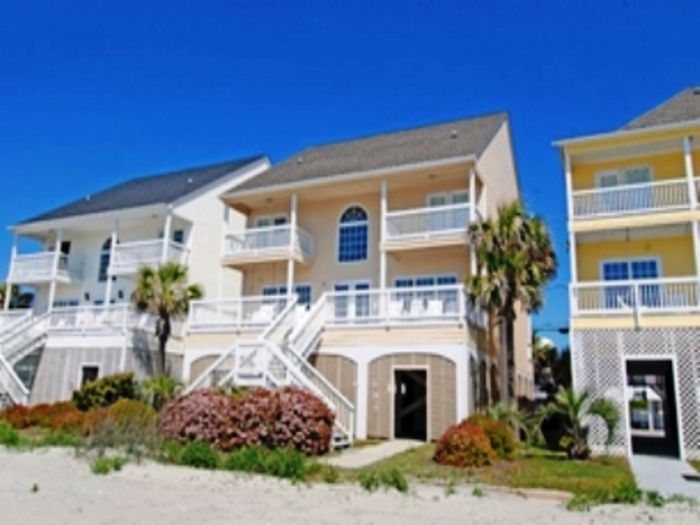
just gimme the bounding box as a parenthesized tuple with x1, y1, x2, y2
(83, 399, 157, 450)
(380, 469, 409, 493)
(179, 441, 219, 469)
(433, 421, 495, 468)
(140, 376, 181, 411)
(359, 471, 381, 492)
(35, 430, 82, 448)
(90, 456, 126, 475)
(223, 446, 267, 473)
(161, 441, 183, 464)
(223, 446, 310, 482)
(0, 401, 86, 432)
(73, 373, 138, 411)
(0, 420, 20, 447)
(567, 481, 642, 511)
(467, 415, 517, 460)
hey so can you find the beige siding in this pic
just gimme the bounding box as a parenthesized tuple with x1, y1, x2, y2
(475, 121, 519, 217)
(308, 354, 357, 405)
(367, 353, 456, 441)
(189, 355, 234, 385)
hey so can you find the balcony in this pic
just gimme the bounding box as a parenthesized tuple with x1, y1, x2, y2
(110, 239, 188, 276)
(187, 295, 291, 332)
(221, 225, 314, 267)
(383, 203, 474, 251)
(8, 252, 73, 284)
(324, 284, 485, 327)
(571, 178, 691, 220)
(571, 278, 700, 317)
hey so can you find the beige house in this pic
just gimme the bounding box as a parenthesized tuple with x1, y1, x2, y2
(184, 113, 533, 443)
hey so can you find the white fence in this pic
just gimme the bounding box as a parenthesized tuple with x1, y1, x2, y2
(187, 295, 292, 332)
(384, 203, 472, 242)
(571, 178, 690, 218)
(571, 278, 700, 315)
(110, 239, 188, 274)
(46, 304, 132, 333)
(9, 252, 70, 283)
(222, 225, 314, 260)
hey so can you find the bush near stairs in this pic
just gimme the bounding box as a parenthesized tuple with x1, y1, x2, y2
(159, 387, 335, 455)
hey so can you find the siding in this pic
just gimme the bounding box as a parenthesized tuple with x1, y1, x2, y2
(367, 353, 456, 441)
(308, 354, 357, 405)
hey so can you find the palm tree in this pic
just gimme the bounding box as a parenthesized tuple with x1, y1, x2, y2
(0, 282, 16, 309)
(540, 387, 619, 459)
(467, 201, 556, 404)
(132, 263, 202, 375)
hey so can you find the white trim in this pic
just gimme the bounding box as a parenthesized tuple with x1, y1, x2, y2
(392, 273, 459, 288)
(594, 164, 654, 189)
(391, 365, 430, 441)
(622, 354, 686, 460)
(554, 118, 700, 148)
(598, 256, 663, 281)
(222, 155, 478, 200)
(336, 204, 371, 266)
(253, 214, 289, 228)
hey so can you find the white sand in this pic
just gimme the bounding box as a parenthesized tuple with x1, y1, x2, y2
(0, 447, 698, 524)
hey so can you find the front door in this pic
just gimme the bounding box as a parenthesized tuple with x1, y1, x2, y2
(394, 369, 427, 440)
(626, 359, 680, 457)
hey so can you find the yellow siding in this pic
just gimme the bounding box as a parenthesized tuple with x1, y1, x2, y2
(577, 235, 694, 281)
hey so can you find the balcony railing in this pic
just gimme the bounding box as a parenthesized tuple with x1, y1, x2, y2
(187, 295, 292, 332)
(8, 252, 71, 283)
(324, 284, 485, 327)
(110, 239, 188, 275)
(0, 310, 32, 332)
(222, 225, 314, 263)
(46, 304, 132, 333)
(571, 278, 700, 316)
(384, 203, 474, 246)
(571, 178, 690, 219)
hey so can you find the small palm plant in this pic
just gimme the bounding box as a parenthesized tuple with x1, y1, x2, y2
(468, 201, 556, 403)
(540, 388, 619, 460)
(132, 263, 202, 375)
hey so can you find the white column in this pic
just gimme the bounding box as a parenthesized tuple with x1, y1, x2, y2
(286, 193, 297, 295)
(355, 357, 369, 440)
(469, 169, 477, 275)
(104, 219, 118, 307)
(161, 209, 173, 263)
(4, 234, 18, 310)
(569, 230, 578, 315)
(564, 151, 574, 220)
(47, 230, 63, 311)
(683, 136, 697, 208)
(456, 346, 469, 421)
(379, 180, 388, 287)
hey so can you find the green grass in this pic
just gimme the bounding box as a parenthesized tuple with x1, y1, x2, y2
(690, 460, 700, 472)
(90, 456, 127, 475)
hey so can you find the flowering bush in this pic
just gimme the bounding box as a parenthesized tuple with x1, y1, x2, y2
(158, 387, 335, 455)
(467, 415, 517, 460)
(433, 421, 495, 468)
(0, 401, 86, 432)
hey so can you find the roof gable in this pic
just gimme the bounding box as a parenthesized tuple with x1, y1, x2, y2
(21, 156, 264, 224)
(234, 112, 507, 192)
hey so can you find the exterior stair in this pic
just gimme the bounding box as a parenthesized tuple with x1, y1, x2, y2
(185, 296, 355, 446)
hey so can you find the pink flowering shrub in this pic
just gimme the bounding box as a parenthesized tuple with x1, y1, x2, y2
(158, 387, 335, 455)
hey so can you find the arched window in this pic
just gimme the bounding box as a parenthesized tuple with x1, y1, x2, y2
(98, 237, 112, 282)
(338, 206, 368, 262)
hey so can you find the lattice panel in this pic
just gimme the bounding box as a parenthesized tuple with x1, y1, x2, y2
(573, 327, 700, 459)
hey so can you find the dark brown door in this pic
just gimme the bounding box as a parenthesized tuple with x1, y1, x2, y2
(394, 370, 427, 440)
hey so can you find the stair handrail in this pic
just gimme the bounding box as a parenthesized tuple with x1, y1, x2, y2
(287, 293, 328, 357)
(0, 351, 29, 404)
(184, 296, 299, 394)
(0, 311, 50, 355)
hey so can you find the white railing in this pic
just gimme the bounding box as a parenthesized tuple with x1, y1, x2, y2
(385, 203, 472, 242)
(46, 304, 131, 334)
(571, 278, 700, 316)
(110, 239, 188, 275)
(288, 294, 328, 357)
(187, 295, 291, 332)
(0, 352, 29, 405)
(9, 252, 70, 283)
(325, 284, 474, 326)
(222, 224, 314, 261)
(0, 310, 32, 332)
(572, 178, 690, 218)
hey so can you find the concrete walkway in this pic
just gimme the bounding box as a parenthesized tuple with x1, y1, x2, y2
(630, 454, 700, 499)
(322, 440, 423, 469)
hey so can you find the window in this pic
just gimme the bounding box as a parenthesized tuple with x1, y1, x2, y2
(98, 238, 113, 283)
(338, 206, 368, 262)
(52, 299, 79, 308)
(261, 284, 312, 306)
(60, 241, 72, 255)
(602, 259, 660, 308)
(427, 191, 469, 231)
(80, 365, 99, 386)
(393, 274, 459, 314)
(172, 229, 185, 244)
(595, 166, 652, 188)
(333, 281, 371, 319)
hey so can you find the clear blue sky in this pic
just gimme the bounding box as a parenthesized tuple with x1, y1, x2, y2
(1, 1, 697, 348)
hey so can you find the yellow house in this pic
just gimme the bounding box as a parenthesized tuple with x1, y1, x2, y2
(556, 87, 700, 460)
(184, 113, 533, 444)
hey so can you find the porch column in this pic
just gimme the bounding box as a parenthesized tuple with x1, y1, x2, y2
(104, 219, 118, 307)
(161, 208, 173, 264)
(684, 136, 697, 208)
(569, 230, 578, 315)
(469, 169, 477, 275)
(379, 180, 388, 290)
(4, 233, 18, 310)
(564, 151, 574, 220)
(286, 193, 297, 296)
(47, 230, 63, 311)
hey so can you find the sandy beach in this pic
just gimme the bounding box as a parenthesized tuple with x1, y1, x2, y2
(0, 447, 698, 524)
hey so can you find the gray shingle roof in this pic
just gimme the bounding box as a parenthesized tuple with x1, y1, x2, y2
(234, 112, 507, 192)
(623, 87, 700, 130)
(22, 156, 264, 224)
